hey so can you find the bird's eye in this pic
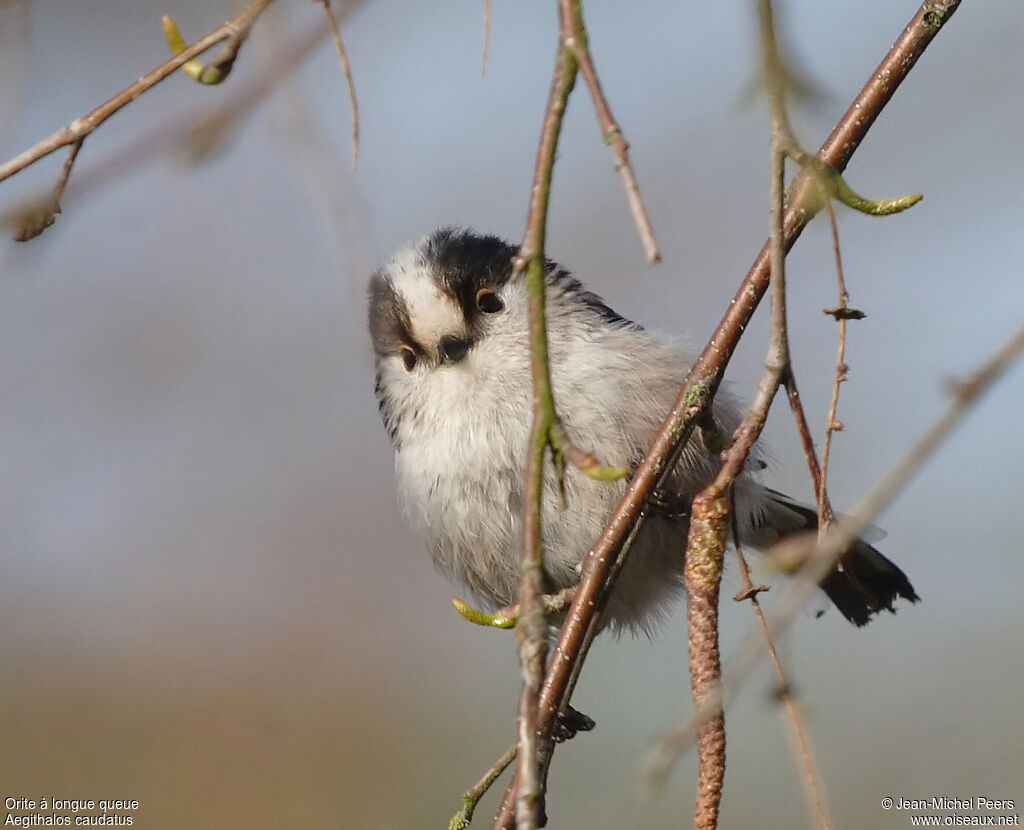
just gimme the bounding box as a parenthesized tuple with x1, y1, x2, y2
(476, 288, 504, 314)
(399, 346, 417, 372)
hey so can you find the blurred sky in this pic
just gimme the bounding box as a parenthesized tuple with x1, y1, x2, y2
(1, 0, 1022, 828)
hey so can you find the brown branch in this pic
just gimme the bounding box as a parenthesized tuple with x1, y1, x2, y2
(757, 0, 843, 540)
(491, 3, 962, 826)
(506, 31, 580, 830)
(559, 0, 660, 261)
(792, 320, 1024, 602)
(649, 316, 1024, 769)
(450, 745, 517, 830)
(1, 20, 333, 239)
(732, 519, 834, 830)
(500, 5, 649, 820)
(678, 1, 801, 820)
(819, 200, 853, 529)
(679, 346, 785, 828)
(782, 374, 836, 524)
(13, 138, 82, 241)
(683, 491, 730, 830)
(315, 0, 360, 169)
(757, 0, 841, 529)
(0, 0, 277, 187)
(759, 0, 834, 528)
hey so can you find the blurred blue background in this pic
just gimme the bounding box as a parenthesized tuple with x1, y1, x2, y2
(1, 0, 1021, 827)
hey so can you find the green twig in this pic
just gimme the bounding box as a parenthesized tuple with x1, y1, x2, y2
(831, 173, 922, 215)
(162, 16, 235, 84)
(510, 34, 579, 830)
(161, 0, 274, 85)
(453, 587, 578, 630)
(452, 598, 516, 629)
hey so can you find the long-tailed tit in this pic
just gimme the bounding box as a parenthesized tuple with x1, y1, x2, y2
(368, 228, 918, 631)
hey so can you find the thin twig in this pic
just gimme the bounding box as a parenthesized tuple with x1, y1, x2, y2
(732, 513, 834, 830)
(679, 1, 799, 821)
(559, 0, 660, 261)
(2, 20, 333, 237)
(782, 373, 836, 524)
(647, 316, 1024, 765)
(647, 0, 933, 799)
(13, 138, 82, 241)
(491, 3, 962, 826)
(759, 0, 839, 528)
(819, 199, 853, 529)
(497, 5, 651, 824)
(316, 0, 360, 169)
(450, 745, 517, 830)
(508, 32, 580, 830)
(0, 0, 278, 186)
(755, 0, 921, 218)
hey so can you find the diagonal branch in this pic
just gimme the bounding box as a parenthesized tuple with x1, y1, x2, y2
(0, 0, 278, 187)
(558, 0, 660, 261)
(646, 315, 1024, 773)
(1, 19, 335, 241)
(490, 2, 962, 826)
(677, 1, 831, 819)
(731, 524, 834, 830)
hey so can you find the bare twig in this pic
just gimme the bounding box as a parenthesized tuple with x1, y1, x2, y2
(0, 0, 278, 215)
(450, 745, 517, 830)
(315, 0, 360, 169)
(13, 138, 82, 241)
(789, 320, 1024, 609)
(491, 3, 961, 826)
(782, 374, 836, 525)
(819, 199, 852, 529)
(649, 316, 1024, 764)
(677, 2, 801, 821)
(648, 2, 931, 809)
(497, 4, 654, 824)
(559, 0, 660, 261)
(1, 20, 333, 238)
(732, 520, 834, 830)
(508, 32, 580, 830)
(757, 0, 842, 530)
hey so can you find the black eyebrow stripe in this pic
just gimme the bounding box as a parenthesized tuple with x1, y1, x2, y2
(398, 324, 427, 356)
(368, 271, 430, 358)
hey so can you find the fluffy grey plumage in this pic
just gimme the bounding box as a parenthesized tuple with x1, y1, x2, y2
(368, 227, 918, 631)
